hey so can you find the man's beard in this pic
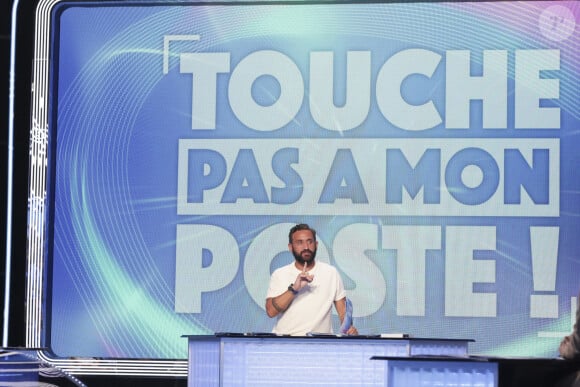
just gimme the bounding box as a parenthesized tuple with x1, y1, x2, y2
(292, 247, 317, 265)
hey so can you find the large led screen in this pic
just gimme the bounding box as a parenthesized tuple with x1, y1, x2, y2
(46, 0, 580, 359)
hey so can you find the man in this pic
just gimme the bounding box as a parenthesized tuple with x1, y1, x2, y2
(555, 293, 580, 387)
(265, 223, 358, 336)
(560, 293, 580, 360)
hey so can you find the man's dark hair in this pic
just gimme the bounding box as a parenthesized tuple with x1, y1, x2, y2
(288, 223, 317, 244)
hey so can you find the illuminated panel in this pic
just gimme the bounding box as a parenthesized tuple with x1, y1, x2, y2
(20, 0, 580, 376)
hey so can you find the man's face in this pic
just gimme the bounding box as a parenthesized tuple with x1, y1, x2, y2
(289, 229, 318, 265)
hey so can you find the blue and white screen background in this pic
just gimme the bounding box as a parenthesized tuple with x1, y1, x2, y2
(45, 0, 580, 359)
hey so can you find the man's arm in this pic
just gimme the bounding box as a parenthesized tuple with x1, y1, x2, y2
(266, 263, 314, 318)
(265, 289, 296, 318)
(334, 297, 347, 322)
(334, 297, 358, 335)
(560, 294, 580, 359)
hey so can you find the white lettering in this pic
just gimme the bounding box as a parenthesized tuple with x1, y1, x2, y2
(310, 51, 372, 131)
(177, 48, 560, 131)
(515, 49, 560, 129)
(383, 225, 441, 316)
(175, 224, 239, 313)
(444, 226, 497, 317)
(333, 223, 385, 317)
(376, 48, 443, 131)
(180, 52, 230, 129)
(229, 50, 304, 131)
(445, 50, 508, 129)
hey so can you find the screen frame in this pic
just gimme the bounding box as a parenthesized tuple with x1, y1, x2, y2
(9, 0, 576, 376)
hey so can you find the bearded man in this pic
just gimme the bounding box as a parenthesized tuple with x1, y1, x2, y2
(265, 223, 358, 336)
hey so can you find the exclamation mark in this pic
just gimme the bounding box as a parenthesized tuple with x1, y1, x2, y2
(530, 226, 559, 318)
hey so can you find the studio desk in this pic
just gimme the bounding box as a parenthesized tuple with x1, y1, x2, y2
(183, 333, 498, 386)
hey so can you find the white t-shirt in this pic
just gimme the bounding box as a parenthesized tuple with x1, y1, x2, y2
(266, 261, 346, 336)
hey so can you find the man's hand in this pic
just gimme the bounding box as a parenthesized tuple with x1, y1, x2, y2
(293, 262, 314, 292)
(266, 263, 314, 318)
